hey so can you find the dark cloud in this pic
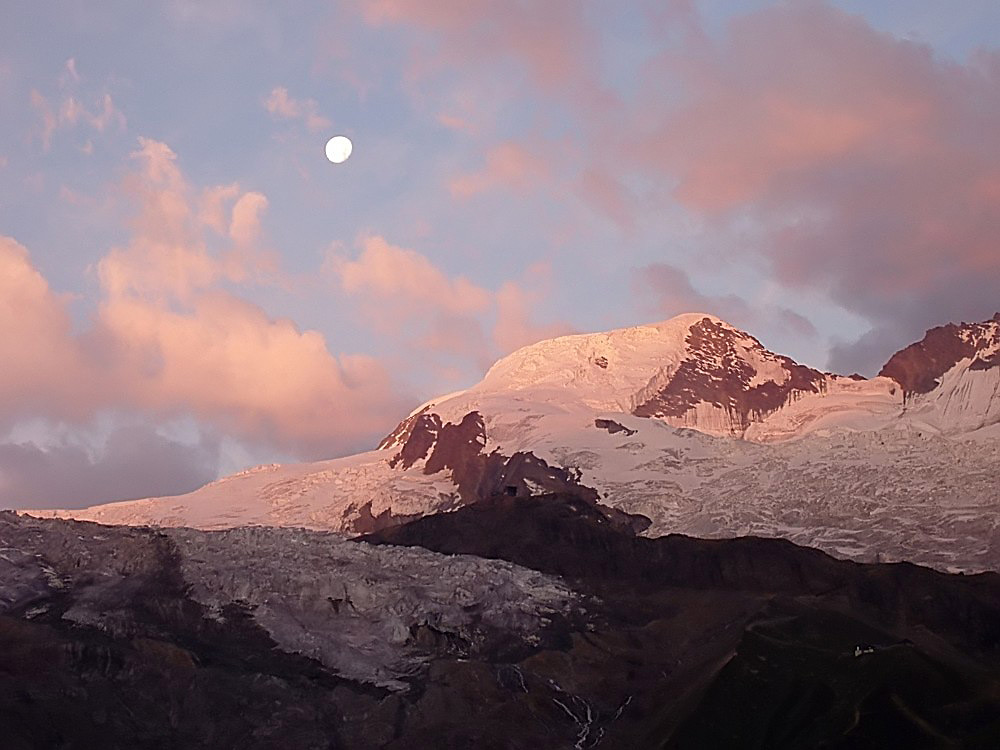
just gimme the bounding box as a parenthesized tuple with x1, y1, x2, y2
(1, 424, 219, 509)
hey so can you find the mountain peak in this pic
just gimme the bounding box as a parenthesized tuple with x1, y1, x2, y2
(434, 312, 857, 439)
(880, 315, 1000, 397)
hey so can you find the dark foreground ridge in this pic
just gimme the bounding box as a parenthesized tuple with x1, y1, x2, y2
(2, 497, 1000, 748)
(363, 493, 1000, 748)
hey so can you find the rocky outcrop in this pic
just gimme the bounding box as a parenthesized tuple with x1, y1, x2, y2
(385, 409, 604, 506)
(594, 418, 636, 436)
(880, 313, 1000, 397)
(632, 317, 828, 433)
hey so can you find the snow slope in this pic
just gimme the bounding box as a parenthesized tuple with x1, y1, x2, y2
(32, 313, 1000, 573)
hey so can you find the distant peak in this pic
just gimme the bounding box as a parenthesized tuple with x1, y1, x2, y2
(879, 314, 1000, 396)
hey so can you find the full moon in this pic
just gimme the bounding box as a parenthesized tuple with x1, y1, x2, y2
(325, 135, 353, 164)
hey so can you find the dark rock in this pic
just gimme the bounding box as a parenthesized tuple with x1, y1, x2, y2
(594, 418, 637, 436)
(632, 317, 827, 432)
(879, 315, 1000, 397)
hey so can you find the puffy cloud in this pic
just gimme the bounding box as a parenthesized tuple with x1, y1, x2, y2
(229, 191, 269, 246)
(0, 139, 412, 465)
(263, 86, 332, 132)
(329, 234, 491, 317)
(627, 3, 1000, 372)
(98, 291, 403, 455)
(100, 138, 278, 300)
(328, 236, 570, 367)
(0, 237, 93, 424)
(327, 234, 492, 364)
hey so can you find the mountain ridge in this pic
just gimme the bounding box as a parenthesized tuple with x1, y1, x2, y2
(27, 312, 1000, 574)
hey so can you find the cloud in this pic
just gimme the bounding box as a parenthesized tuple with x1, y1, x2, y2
(263, 86, 332, 132)
(29, 69, 126, 152)
(635, 262, 817, 342)
(0, 139, 412, 462)
(327, 235, 571, 367)
(0, 236, 94, 424)
(29, 90, 57, 151)
(327, 234, 492, 362)
(449, 141, 547, 198)
(329, 234, 492, 317)
(626, 2, 1000, 372)
(493, 265, 575, 354)
(359, 0, 603, 99)
(0, 424, 219, 509)
(100, 138, 278, 300)
(229, 191, 268, 246)
(97, 291, 404, 455)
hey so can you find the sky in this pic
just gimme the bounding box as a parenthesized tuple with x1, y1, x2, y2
(2, 0, 1000, 507)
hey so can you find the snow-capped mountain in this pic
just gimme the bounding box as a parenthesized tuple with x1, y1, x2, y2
(34, 313, 1000, 573)
(881, 313, 1000, 434)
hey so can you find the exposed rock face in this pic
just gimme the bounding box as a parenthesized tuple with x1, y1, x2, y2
(377, 407, 431, 452)
(594, 418, 636, 436)
(633, 317, 828, 433)
(880, 314, 1000, 397)
(386, 409, 603, 504)
(878, 314, 1000, 434)
(385, 410, 440, 468)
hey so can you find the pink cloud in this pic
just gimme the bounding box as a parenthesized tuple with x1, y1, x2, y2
(436, 112, 474, 133)
(360, 0, 596, 93)
(97, 291, 403, 454)
(623, 2, 1000, 372)
(329, 234, 491, 317)
(0, 140, 412, 458)
(30, 87, 125, 151)
(198, 183, 241, 235)
(29, 90, 57, 151)
(450, 141, 546, 198)
(327, 234, 494, 365)
(263, 86, 332, 132)
(494, 265, 575, 354)
(327, 236, 571, 368)
(0, 236, 92, 422)
(357, 0, 619, 127)
(228, 191, 268, 246)
(101, 139, 280, 301)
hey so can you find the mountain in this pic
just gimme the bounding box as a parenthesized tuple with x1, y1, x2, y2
(4, 499, 1000, 748)
(880, 313, 1000, 434)
(32, 313, 1000, 573)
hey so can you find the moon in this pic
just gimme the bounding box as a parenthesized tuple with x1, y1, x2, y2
(325, 135, 353, 164)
